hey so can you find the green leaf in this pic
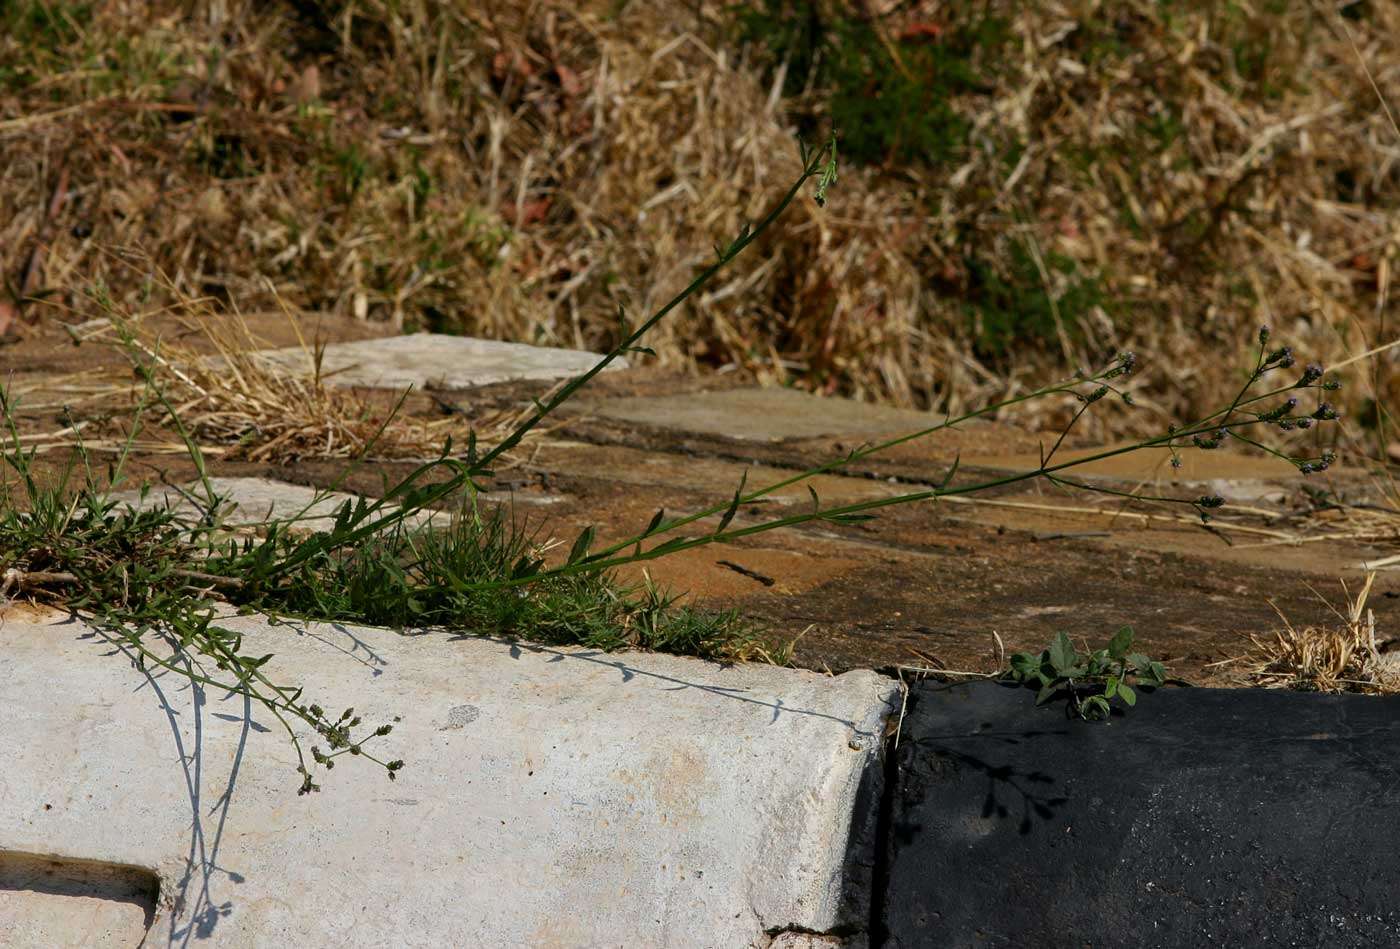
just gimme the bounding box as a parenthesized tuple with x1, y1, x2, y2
(1127, 652, 1152, 674)
(1035, 681, 1059, 706)
(1083, 695, 1111, 720)
(510, 555, 542, 580)
(1104, 675, 1119, 699)
(1108, 626, 1134, 659)
(643, 508, 666, 536)
(651, 536, 691, 554)
(1118, 683, 1137, 706)
(1048, 631, 1076, 675)
(717, 471, 748, 533)
(825, 512, 877, 524)
(814, 136, 838, 207)
(936, 452, 961, 491)
(567, 526, 595, 565)
(1009, 652, 1039, 679)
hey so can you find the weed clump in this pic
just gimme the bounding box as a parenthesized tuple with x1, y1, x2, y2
(736, 0, 1007, 167)
(1006, 627, 1167, 721)
(1250, 573, 1399, 695)
(254, 509, 777, 663)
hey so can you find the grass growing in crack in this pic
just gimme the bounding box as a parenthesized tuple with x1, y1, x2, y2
(2, 140, 1353, 791)
(0, 388, 778, 793)
(0, 387, 405, 793)
(259, 508, 778, 662)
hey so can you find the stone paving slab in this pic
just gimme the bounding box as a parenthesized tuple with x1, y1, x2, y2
(0, 611, 898, 947)
(880, 681, 1400, 947)
(584, 388, 948, 442)
(115, 476, 434, 529)
(114, 476, 562, 531)
(251, 333, 626, 390)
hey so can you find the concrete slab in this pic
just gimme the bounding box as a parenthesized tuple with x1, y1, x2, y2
(113, 476, 441, 531)
(251, 333, 626, 391)
(880, 681, 1400, 947)
(0, 611, 897, 947)
(114, 476, 561, 531)
(585, 388, 947, 442)
(532, 441, 905, 508)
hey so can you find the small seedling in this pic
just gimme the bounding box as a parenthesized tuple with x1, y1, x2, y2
(1006, 627, 1167, 720)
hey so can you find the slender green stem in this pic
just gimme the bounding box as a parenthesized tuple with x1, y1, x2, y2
(255, 143, 836, 580)
(579, 375, 1095, 566)
(436, 410, 1296, 593)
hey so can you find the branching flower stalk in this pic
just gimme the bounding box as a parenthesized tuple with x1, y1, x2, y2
(410, 342, 1345, 595)
(245, 139, 843, 585)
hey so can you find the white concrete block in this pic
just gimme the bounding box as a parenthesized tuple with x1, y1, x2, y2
(251, 334, 627, 391)
(115, 476, 429, 529)
(114, 476, 561, 532)
(0, 611, 897, 947)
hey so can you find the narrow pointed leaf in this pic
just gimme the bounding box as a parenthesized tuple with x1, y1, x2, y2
(938, 452, 962, 490)
(567, 526, 595, 565)
(717, 471, 748, 533)
(644, 508, 666, 536)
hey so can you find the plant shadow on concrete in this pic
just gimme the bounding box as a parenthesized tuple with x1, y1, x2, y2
(1, 142, 1350, 791)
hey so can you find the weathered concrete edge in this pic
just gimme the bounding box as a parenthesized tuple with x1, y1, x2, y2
(750, 669, 900, 937)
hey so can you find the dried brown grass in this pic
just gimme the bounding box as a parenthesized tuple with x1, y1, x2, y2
(74, 285, 521, 462)
(1, 0, 1398, 446)
(1249, 572, 1400, 694)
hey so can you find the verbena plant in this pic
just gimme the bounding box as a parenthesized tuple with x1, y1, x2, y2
(1, 140, 1346, 791)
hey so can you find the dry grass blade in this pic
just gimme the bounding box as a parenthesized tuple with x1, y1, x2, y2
(1248, 572, 1399, 694)
(4, 1, 1399, 450)
(84, 289, 526, 464)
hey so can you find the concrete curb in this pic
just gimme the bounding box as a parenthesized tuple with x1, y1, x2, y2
(1, 611, 898, 947)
